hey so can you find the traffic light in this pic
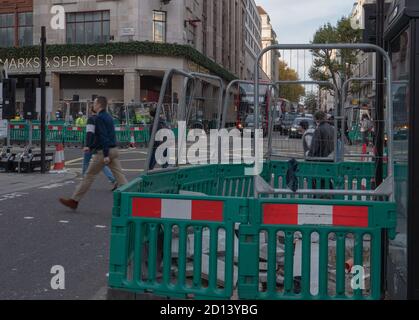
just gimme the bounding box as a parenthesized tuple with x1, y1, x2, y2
(24, 78, 39, 120)
(2, 78, 17, 120)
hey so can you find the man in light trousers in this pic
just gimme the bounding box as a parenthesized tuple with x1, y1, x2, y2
(59, 96, 128, 210)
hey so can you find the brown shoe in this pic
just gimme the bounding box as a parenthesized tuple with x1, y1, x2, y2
(59, 198, 79, 210)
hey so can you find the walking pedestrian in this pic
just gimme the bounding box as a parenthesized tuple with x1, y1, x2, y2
(82, 105, 118, 191)
(308, 111, 335, 159)
(360, 113, 372, 146)
(59, 96, 128, 210)
(308, 111, 335, 194)
(301, 120, 315, 158)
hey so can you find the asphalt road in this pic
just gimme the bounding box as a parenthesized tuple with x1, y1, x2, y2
(0, 147, 147, 300)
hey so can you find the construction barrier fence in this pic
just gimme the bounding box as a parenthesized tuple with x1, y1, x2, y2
(6, 121, 150, 147)
(108, 161, 397, 300)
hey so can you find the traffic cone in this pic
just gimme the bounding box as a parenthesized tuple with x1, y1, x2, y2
(53, 144, 65, 171)
(129, 133, 136, 149)
(361, 143, 367, 162)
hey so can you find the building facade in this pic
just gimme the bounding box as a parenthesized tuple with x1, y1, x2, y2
(0, 0, 250, 122)
(258, 6, 280, 82)
(243, 0, 265, 80)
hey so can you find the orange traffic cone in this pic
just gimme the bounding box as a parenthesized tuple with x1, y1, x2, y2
(129, 133, 136, 149)
(53, 144, 65, 171)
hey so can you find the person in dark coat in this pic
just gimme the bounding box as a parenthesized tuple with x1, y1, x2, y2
(308, 111, 335, 159)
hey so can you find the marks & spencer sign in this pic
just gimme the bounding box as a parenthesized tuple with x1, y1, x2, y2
(0, 54, 114, 70)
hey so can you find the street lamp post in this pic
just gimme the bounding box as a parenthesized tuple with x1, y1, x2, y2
(40, 26, 47, 173)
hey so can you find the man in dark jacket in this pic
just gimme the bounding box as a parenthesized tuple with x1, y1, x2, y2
(308, 111, 335, 159)
(59, 96, 128, 210)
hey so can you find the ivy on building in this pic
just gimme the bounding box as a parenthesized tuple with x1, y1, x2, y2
(0, 41, 237, 81)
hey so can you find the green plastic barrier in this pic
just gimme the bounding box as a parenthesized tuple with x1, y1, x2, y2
(31, 123, 41, 142)
(64, 126, 86, 145)
(129, 125, 150, 144)
(115, 125, 130, 144)
(108, 161, 397, 300)
(9, 122, 28, 142)
(238, 198, 396, 300)
(109, 191, 247, 299)
(47, 125, 64, 143)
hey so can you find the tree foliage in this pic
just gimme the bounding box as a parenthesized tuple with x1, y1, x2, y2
(278, 60, 305, 102)
(304, 92, 318, 114)
(309, 17, 362, 108)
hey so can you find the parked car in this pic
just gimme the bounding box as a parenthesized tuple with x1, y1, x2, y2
(280, 112, 299, 135)
(289, 117, 315, 139)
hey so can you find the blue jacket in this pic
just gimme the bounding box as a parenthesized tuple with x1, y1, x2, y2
(91, 110, 116, 157)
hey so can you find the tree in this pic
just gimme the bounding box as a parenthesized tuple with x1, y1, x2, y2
(304, 92, 318, 114)
(278, 60, 305, 102)
(309, 17, 362, 110)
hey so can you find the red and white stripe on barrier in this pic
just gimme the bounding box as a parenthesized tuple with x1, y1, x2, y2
(67, 126, 83, 131)
(48, 126, 63, 131)
(11, 125, 25, 129)
(132, 198, 224, 222)
(130, 127, 144, 132)
(263, 204, 369, 228)
(115, 126, 123, 132)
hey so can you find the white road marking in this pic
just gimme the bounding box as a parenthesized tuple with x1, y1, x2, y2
(95, 225, 107, 229)
(120, 159, 147, 162)
(122, 169, 145, 173)
(65, 157, 84, 165)
(59, 220, 69, 224)
(24, 217, 34, 220)
(0, 192, 28, 202)
(39, 181, 75, 190)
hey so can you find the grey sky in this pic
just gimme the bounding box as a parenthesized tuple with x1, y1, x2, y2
(256, 0, 356, 44)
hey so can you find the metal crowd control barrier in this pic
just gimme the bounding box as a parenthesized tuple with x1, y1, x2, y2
(341, 77, 376, 158)
(222, 79, 280, 129)
(145, 69, 198, 173)
(270, 80, 338, 162)
(253, 44, 395, 201)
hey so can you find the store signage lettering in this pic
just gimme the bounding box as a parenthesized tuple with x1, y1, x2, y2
(0, 54, 114, 70)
